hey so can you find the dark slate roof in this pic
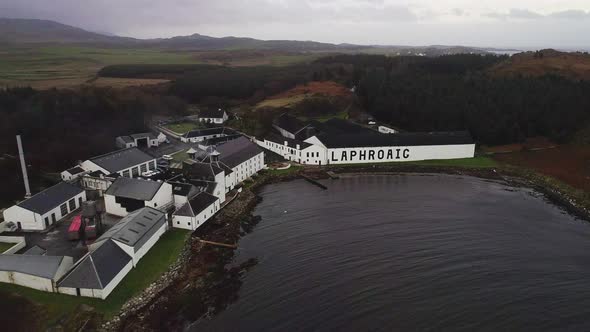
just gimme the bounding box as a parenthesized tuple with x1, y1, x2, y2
(89, 147, 154, 173)
(0, 254, 67, 279)
(130, 132, 157, 139)
(66, 166, 85, 175)
(58, 239, 132, 289)
(203, 134, 243, 146)
(199, 109, 226, 119)
(183, 162, 224, 181)
(24, 245, 47, 255)
(18, 182, 84, 215)
(312, 118, 375, 136)
(94, 207, 167, 250)
(216, 136, 263, 169)
(117, 136, 135, 144)
(105, 177, 164, 201)
(170, 182, 198, 197)
(316, 131, 475, 149)
(174, 192, 218, 217)
(265, 133, 311, 149)
(273, 113, 308, 135)
(184, 127, 236, 139)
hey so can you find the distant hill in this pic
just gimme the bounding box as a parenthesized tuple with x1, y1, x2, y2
(0, 18, 495, 55)
(490, 49, 590, 80)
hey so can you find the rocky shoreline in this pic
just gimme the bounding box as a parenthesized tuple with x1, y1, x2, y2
(105, 164, 590, 331)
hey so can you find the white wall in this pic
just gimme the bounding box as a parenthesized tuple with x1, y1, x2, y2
(173, 199, 220, 231)
(104, 194, 129, 217)
(0, 271, 54, 292)
(231, 152, 264, 184)
(325, 144, 476, 164)
(145, 182, 173, 210)
(130, 221, 168, 266)
(58, 259, 133, 300)
(81, 160, 156, 179)
(301, 145, 327, 166)
(214, 171, 226, 203)
(0, 236, 26, 254)
(80, 160, 109, 174)
(272, 124, 295, 139)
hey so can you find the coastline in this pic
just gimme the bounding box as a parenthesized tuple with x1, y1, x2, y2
(108, 163, 590, 331)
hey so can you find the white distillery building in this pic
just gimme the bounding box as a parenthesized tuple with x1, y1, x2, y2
(272, 113, 314, 140)
(170, 182, 201, 208)
(58, 207, 167, 299)
(215, 136, 265, 184)
(60, 166, 86, 181)
(79, 147, 157, 178)
(172, 192, 220, 231)
(198, 109, 229, 124)
(104, 177, 173, 217)
(180, 127, 237, 143)
(258, 134, 326, 165)
(182, 161, 228, 202)
(0, 255, 73, 292)
(3, 182, 87, 231)
(115, 132, 166, 149)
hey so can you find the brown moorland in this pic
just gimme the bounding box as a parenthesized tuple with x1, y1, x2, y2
(490, 49, 590, 81)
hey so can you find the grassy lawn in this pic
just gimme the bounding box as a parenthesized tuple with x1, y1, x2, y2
(0, 229, 190, 328)
(172, 149, 190, 162)
(165, 121, 202, 134)
(0, 242, 16, 253)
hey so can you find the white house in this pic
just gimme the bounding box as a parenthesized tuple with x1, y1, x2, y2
(115, 132, 166, 149)
(104, 177, 173, 217)
(3, 182, 87, 231)
(60, 166, 86, 181)
(215, 136, 265, 184)
(172, 192, 220, 231)
(198, 109, 228, 124)
(259, 134, 326, 165)
(58, 207, 168, 299)
(80, 147, 157, 178)
(0, 255, 73, 292)
(180, 127, 236, 143)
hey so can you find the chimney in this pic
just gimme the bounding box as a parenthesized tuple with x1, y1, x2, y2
(16, 135, 31, 199)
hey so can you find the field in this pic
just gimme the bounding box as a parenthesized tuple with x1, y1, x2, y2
(256, 81, 352, 109)
(493, 145, 590, 191)
(0, 229, 189, 330)
(0, 242, 15, 253)
(0, 46, 318, 89)
(490, 49, 590, 81)
(164, 121, 202, 134)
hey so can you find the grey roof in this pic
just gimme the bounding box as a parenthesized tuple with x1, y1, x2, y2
(199, 109, 226, 119)
(0, 254, 67, 279)
(265, 133, 311, 149)
(24, 245, 47, 255)
(117, 136, 135, 144)
(183, 162, 224, 181)
(174, 192, 218, 217)
(316, 131, 475, 149)
(130, 132, 157, 139)
(18, 181, 84, 215)
(312, 118, 375, 136)
(58, 239, 132, 289)
(273, 113, 309, 135)
(89, 147, 155, 173)
(184, 127, 236, 139)
(66, 166, 85, 175)
(105, 177, 164, 201)
(216, 136, 263, 169)
(170, 182, 199, 197)
(95, 207, 166, 250)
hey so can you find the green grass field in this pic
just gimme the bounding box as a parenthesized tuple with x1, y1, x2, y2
(0, 242, 16, 253)
(0, 229, 189, 328)
(165, 121, 202, 134)
(172, 149, 190, 162)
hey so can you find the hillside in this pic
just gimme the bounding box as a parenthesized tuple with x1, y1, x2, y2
(490, 49, 590, 80)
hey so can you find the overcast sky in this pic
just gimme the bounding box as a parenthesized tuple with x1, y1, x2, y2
(2, 0, 590, 49)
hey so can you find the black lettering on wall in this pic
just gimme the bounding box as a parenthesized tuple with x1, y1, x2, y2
(377, 150, 385, 159)
(359, 150, 367, 161)
(341, 151, 348, 161)
(396, 148, 401, 159)
(331, 151, 338, 162)
(387, 149, 394, 160)
(368, 150, 375, 160)
(350, 150, 358, 160)
(403, 149, 410, 159)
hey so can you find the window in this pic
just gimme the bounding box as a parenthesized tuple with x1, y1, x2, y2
(68, 198, 76, 211)
(188, 222, 191, 226)
(149, 161, 156, 170)
(122, 170, 131, 178)
(132, 167, 139, 177)
(140, 163, 147, 173)
(60, 203, 68, 217)
(177, 221, 180, 224)
(78, 197, 82, 206)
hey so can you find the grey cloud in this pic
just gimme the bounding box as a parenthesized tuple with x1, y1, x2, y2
(549, 10, 590, 20)
(485, 8, 590, 21)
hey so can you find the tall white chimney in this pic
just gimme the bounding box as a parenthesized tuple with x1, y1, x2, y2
(16, 135, 31, 199)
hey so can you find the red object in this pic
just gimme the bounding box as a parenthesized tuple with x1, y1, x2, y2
(68, 215, 82, 240)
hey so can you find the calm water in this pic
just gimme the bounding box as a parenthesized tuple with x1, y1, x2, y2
(192, 174, 590, 331)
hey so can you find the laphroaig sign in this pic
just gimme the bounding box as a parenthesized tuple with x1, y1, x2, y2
(329, 147, 410, 163)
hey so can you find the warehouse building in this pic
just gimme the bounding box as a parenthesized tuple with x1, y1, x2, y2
(104, 177, 173, 217)
(80, 147, 157, 179)
(0, 254, 73, 292)
(60, 166, 86, 181)
(272, 113, 316, 140)
(172, 192, 220, 231)
(58, 207, 167, 299)
(180, 127, 237, 143)
(183, 161, 227, 202)
(259, 134, 325, 165)
(3, 182, 87, 231)
(215, 136, 265, 183)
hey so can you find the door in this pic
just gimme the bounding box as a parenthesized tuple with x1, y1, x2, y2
(78, 197, 83, 207)
(51, 213, 56, 224)
(76, 288, 81, 296)
(17, 222, 21, 230)
(44, 217, 49, 228)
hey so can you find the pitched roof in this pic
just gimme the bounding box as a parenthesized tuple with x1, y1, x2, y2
(169, 182, 198, 197)
(94, 207, 166, 250)
(18, 182, 84, 215)
(174, 192, 218, 217)
(316, 131, 475, 149)
(183, 162, 224, 181)
(89, 147, 155, 173)
(199, 109, 226, 119)
(24, 245, 47, 255)
(65, 166, 85, 175)
(105, 177, 164, 201)
(0, 254, 67, 279)
(312, 118, 375, 136)
(265, 133, 312, 149)
(58, 239, 132, 289)
(216, 136, 263, 169)
(273, 113, 308, 135)
(184, 127, 236, 139)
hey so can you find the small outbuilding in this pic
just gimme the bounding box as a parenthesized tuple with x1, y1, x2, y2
(172, 192, 220, 231)
(198, 109, 228, 124)
(80, 147, 157, 179)
(2, 182, 87, 231)
(60, 166, 86, 181)
(115, 132, 166, 149)
(0, 254, 73, 292)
